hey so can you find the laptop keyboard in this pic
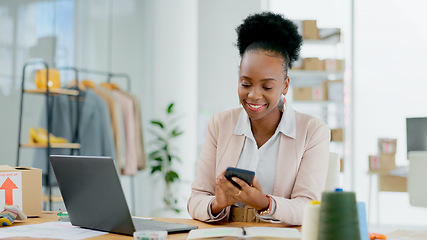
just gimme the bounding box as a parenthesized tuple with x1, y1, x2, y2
(132, 218, 168, 231)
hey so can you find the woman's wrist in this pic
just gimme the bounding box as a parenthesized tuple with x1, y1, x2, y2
(255, 194, 271, 211)
(257, 195, 273, 215)
(211, 198, 224, 215)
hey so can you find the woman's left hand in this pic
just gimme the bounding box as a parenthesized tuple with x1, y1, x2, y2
(218, 176, 270, 211)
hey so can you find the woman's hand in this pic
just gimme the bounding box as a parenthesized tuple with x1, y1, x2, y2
(211, 172, 239, 215)
(219, 176, 270, 211)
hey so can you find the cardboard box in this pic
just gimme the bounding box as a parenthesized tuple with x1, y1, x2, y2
(368, 155, 380, 171)
(0, 166, 42, 217)
(369, 154, 396, 172)
(312, 86, 323, 100)
(323, 80, 344, 101)
(336, 59, 344, 71)
(318, 28, 341, 41)
(293, 86, 323, 101)
(378, 138, 397, 154)
(318, 59, 326, 71)
(331, 128, 343, 142)
(303, 57, 321, 70)
(302, 20, 319, 39)
(293, 87, 312, 100)
(379, 174, 407, 192)
(324, 59, 344, 71)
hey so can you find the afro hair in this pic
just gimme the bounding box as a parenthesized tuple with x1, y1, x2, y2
(236, 12, 302, 69)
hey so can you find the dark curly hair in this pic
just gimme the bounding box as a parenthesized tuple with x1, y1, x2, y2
(236, 12, 302, 71)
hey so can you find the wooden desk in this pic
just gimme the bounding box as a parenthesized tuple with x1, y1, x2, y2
(6, 212, 301, 240)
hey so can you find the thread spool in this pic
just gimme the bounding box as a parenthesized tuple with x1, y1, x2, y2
(318, 190, 360, 240)
(301, 200, 321, 240)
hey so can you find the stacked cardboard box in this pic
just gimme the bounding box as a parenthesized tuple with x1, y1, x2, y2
(300, 57, 344, 71)
(369, 138, 397, 172)
(293, 86, 323, 101)
(368, 138, 406, 192)
(293, 80, 343, 102)
(302, 57, 322, 70)
(294, 20, 341, 41)
(323, 59, 344, 71)
(331, 128, 344, 142)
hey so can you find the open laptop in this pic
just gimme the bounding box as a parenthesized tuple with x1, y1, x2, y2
(50, 155, 198, 236)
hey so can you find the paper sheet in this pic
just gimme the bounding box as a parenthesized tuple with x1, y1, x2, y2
(0, 221, 108, 239)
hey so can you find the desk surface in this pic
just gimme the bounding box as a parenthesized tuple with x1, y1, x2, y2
(5, 212, 300, 240)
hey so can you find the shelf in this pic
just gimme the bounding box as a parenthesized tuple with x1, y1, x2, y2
(289, 70, 344, 78)
(303, 39, 341, 45)
(292, 100, 343, 105)
(42, 195, 63, 203)
(20, 143, 81, 149)
(24, 89, 79, 96)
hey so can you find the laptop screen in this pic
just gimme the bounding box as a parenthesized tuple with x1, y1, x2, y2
(406, 117, 427, 156)
(50, 155, 135, 235)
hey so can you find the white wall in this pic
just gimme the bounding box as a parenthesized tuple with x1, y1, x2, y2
(147, 0, 198, 217)
(354, 0, 427, 226)
(197, 0, 262, 152)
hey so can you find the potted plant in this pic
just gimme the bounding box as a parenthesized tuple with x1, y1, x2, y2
(149, 102, 183, 213)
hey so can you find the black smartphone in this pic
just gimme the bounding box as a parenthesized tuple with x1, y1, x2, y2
(224, 167, 255, 189)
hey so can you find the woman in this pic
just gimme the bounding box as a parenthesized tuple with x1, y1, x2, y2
(187, 12, 330, 225)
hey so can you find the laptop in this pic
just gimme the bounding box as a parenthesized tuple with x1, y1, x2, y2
(50, 155, 198, 236)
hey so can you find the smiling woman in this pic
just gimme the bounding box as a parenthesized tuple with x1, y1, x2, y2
(187, 12, 330, 225)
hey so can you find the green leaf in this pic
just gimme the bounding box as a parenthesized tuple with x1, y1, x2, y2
(167, 154, 172, 163)
(170, 128, 183, 137)
(165, 170, 179, 183)
(151, 120, 164, 129)
(174, 208, 180, 213)
(151, 165, 162, 174)
(162, 144, 168, 151)
(167, 103, 174, 114)
(153, 157, 163, 162)
(149, 150, 160, 158)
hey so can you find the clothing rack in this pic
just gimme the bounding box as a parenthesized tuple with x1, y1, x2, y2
(17, 60, 81, 211)
(58, 66, 136, 215)
(17, 62, 137, 214)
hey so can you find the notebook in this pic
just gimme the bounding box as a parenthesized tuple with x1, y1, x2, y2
(187, 227, 300, 240)
(50, 155, 198, 236)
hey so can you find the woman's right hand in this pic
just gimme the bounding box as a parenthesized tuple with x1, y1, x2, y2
(211, 172, 238, 215)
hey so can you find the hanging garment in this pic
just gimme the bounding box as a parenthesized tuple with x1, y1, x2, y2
(33, 88, 116, 185)
(98, 86, 127, 174)
(118, 90, 147, 170)
(112, 90, 138, 176)
(83, 81, 121, 163)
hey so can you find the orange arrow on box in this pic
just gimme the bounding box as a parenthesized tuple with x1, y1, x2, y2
(0, 177, 18, 205)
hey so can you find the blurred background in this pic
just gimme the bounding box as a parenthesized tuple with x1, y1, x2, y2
(1, 0, 427, 231)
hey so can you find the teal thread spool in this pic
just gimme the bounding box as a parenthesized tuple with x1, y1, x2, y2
(318, 190, 360, 240)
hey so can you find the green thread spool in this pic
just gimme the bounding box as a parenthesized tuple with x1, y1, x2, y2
(318, 190, 360, 240)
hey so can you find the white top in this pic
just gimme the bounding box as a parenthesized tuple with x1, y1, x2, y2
(234, 106, 296, 195)
(208, 105, 297, 220)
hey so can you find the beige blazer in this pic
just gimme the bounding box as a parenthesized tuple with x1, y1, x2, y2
(187, 108, 330, 225)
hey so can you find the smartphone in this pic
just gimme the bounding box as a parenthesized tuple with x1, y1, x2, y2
(224, 167, 255, 189)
